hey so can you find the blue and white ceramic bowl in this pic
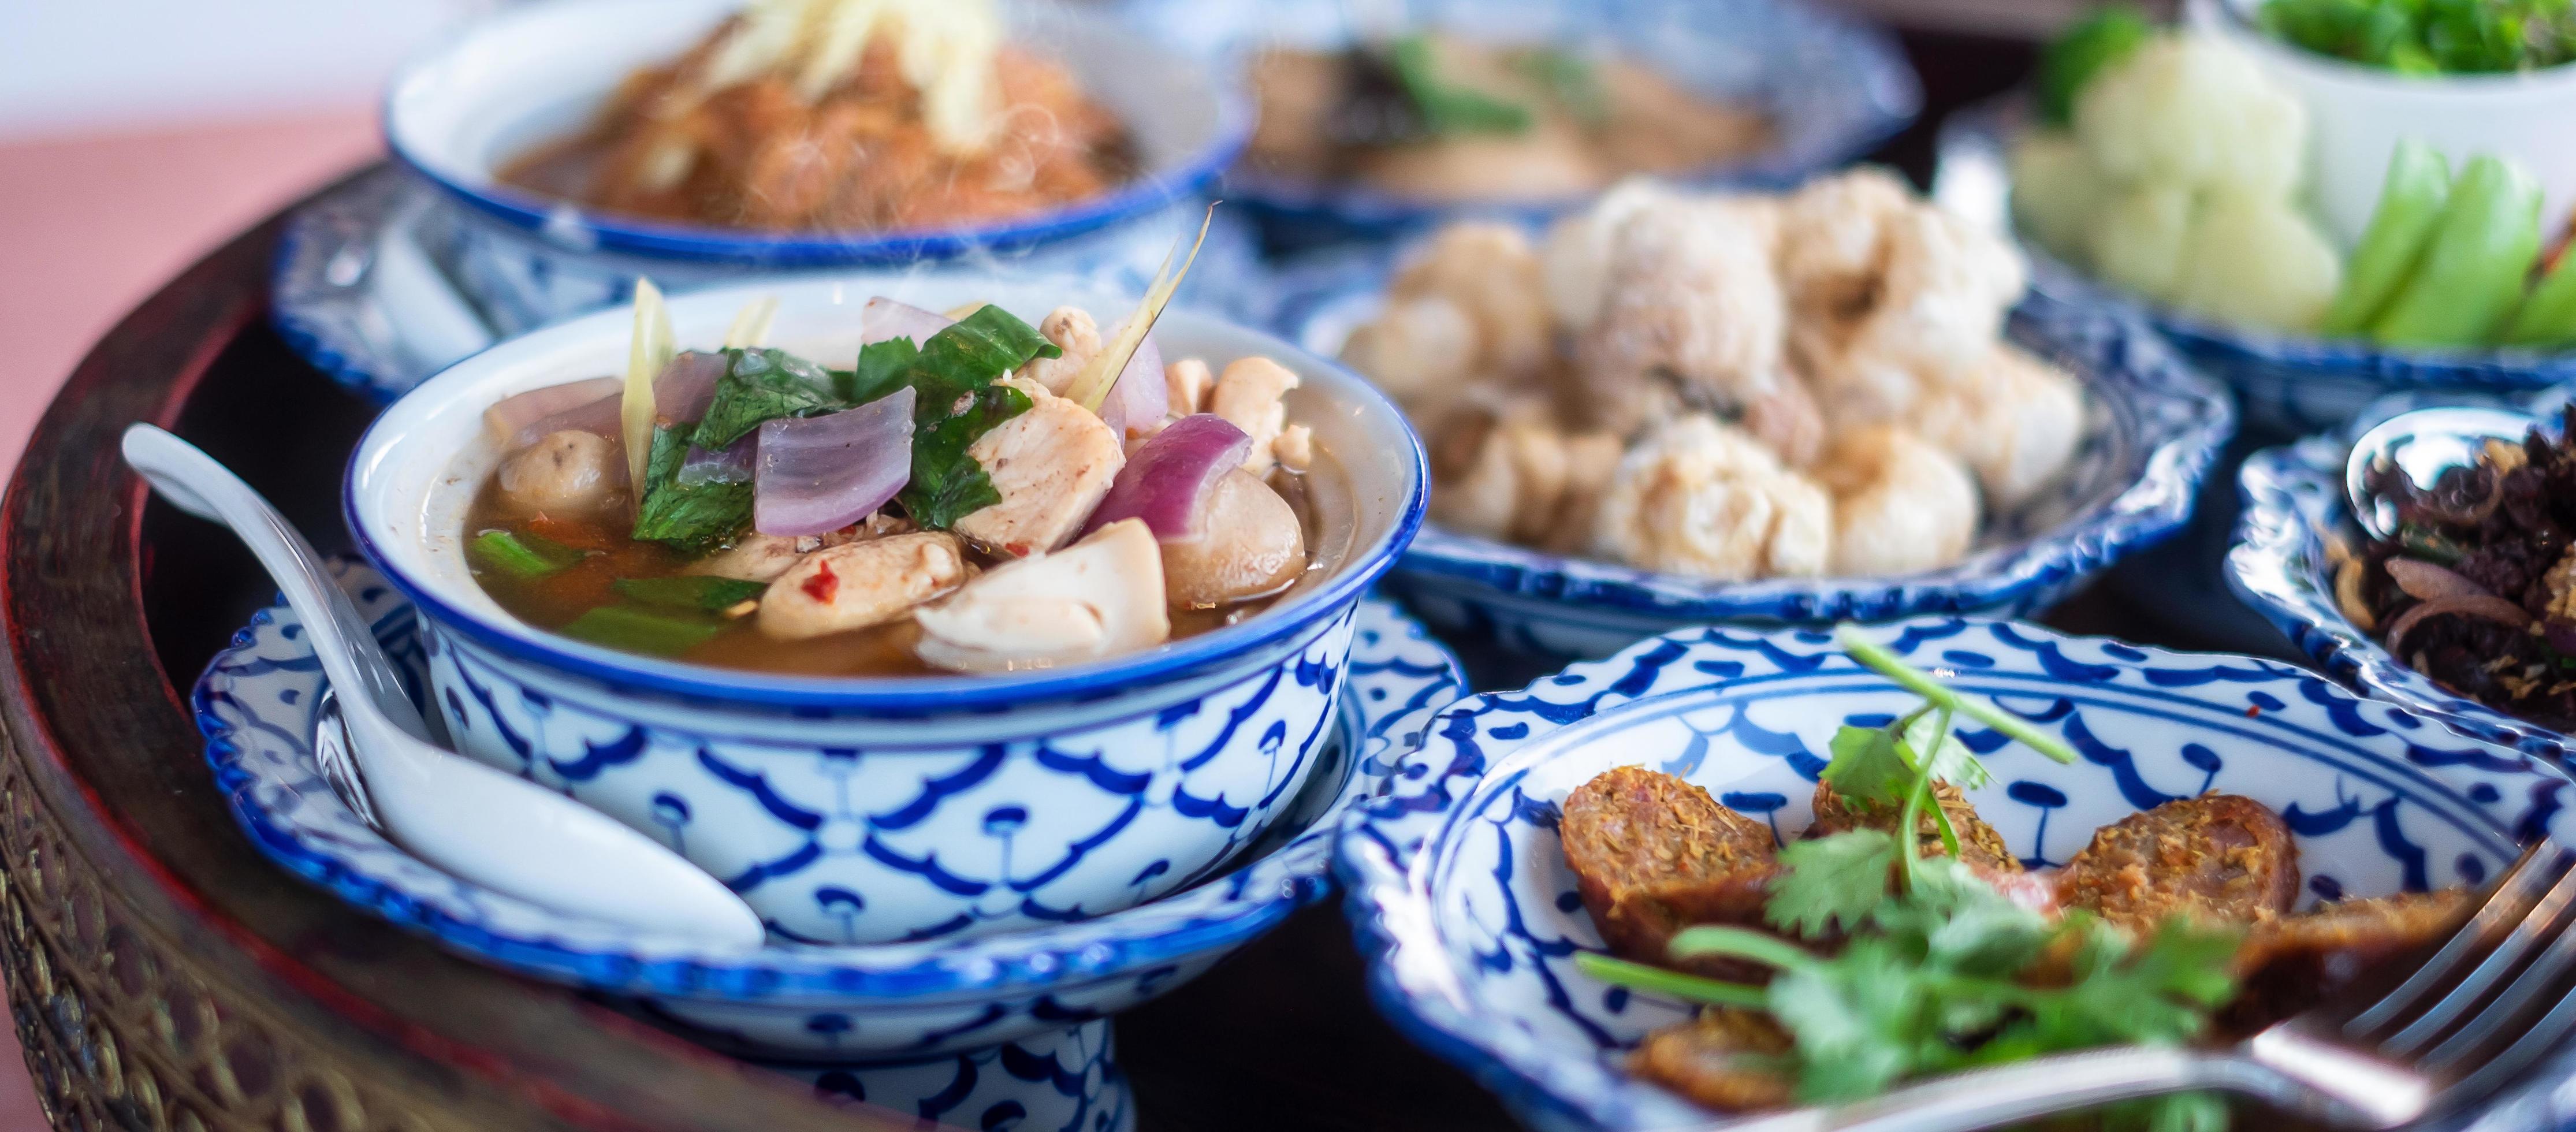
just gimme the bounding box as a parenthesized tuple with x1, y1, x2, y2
(1285, 257, 2235, 660)
(1936, 98, 2576, 437)
(198, 564, 1462, 1130)
(344, 275, 1427, 944)
(1338, 617, 2576, 1131)
(385, 0, 1246, 269)
(1122, 0, 1918, 250)
(2230, 390, 2576, 764)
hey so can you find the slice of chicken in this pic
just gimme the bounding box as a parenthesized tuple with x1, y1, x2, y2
(1591, 414, 1831, 580)
(1164, 357, 1215, 418)
(1020, 306, 1100, 396)
(1208, 357, 1301, 477)
(496, 430, 625, 520)
(914, 519, 1171, 672)
(1811, 425, 1981, 576)
(757, 532, 970, 641)
(1163, 469, 1308, 608)
(952, 385, 1126, 557)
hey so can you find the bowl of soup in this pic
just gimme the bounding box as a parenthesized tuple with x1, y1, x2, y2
(344, 275, 1425, 943)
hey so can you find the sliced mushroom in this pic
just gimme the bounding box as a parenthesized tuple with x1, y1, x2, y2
(952, 387, 1125, 557)
(1162, 469, 1308, 609)
(914, 519, 1170, 672)
(1208, 357, 1300, 476)
(496, 429, 624, 519)
(687, 520, 885, 583)
(758, 532, 970, 641)
(1164, 357, 1214, 418)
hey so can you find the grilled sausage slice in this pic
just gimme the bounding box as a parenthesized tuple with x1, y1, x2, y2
(1629, 1009, 1795, 1114)
(1560, 766, 1778, 976)
(1807, 780, 2023, 875)
(2217, 888, 2474, 1037)
(2056, 793, 2300, 933)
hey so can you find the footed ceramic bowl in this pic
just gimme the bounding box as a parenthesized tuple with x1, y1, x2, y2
(1286, 258, 2232, 660)
(199, 564, 1464, 1128)
(1935, 99, 2576, 437)
(345, 275, 1426, 944)
(2230, 390, 2576, 764)
(1338, 617, 2576, 1131)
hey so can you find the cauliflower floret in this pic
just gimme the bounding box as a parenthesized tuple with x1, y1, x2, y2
(1590, 415, 1831, 580)
(1388, 222, 1555, 378)
(1811, 425, 1981, 576)
(2086, 185, 2197, 306)
(1539, 177, 1691, 330)
(2171, 187, 2343, 333)
(2072, 33, 2306, 198)
(1576, 198, 1789, 437)
(2008, 129, 2104, 267)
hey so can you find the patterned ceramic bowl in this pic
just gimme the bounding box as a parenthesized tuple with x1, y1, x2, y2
(1338, 616, 2576, 1131)
(1118, 0, 1919, 250)
(1935, 99, 2576, 437)
(2229, 390, 2576, 764)
(344, 275, 1427, 945)
(1284, 256, 2234, 660)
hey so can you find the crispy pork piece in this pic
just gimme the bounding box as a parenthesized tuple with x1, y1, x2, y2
(1560, 766, 1779, 977)
(2217, 888, 2474, 1038)
(1629, 1009, 1796, 1114)
(2057, 794, 2300, 932)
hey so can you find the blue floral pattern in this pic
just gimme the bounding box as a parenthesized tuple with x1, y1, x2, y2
(1280, 250, 2233, 659)
(759, 1021, 1132, 1132)
(196, 561, 1462, 1062)
(1338, 617, 2574, 1131)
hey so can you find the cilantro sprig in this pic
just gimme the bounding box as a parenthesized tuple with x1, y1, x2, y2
(1573, 624, 2235, 1127)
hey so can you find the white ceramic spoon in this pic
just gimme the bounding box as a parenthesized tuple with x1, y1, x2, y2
(122, 424, 766, 949)
(2345, 406, 2543, 541)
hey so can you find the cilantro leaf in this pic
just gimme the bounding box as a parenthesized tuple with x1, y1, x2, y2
(632, 425, 753, 553)
(1765, 937, 1923, 1103)
(1766, 830, 1896, 939)
(693, 347, 841, 450)
(900, 383, 1032, 530)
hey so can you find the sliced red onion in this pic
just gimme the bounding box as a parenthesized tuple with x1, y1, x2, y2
(2385, 594, 2532, 652)
(754, 386, 917, 537)
(1097, 327, 1170, 440)
(678, 431, 757, 486)
(511, 389, 624, 450)
(2384, 558, 2493, 603)
(1080, 414, 1251, 542)
(654, 350, 729, 426)
(861, 297, 954, 345)
(487, 377, 620, 448)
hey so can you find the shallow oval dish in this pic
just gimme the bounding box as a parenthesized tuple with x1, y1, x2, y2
(1336, 616, 2576, 1131)
(1936, 99, 2576, 437)
(1284, 254, 2232, 660)
(385, 0, 1248, 267)
(2230, 389, 2576, 764)
(345, 275, 1427, 943)
(1122, 0, 1918, 247)
(198, 561, 1462, 1047)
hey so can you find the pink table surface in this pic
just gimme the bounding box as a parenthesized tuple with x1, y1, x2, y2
(0, 109, 381, 1129)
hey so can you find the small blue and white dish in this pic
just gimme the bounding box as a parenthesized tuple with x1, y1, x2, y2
(1337, 616, 2575, 1131)
(197, 561, 1464, 1129)
(343, 275, 1427, 944)
(2230, 389, 2576, 764)
(1285, 254, 2234, 660)
(1935, 98, 2576, 438)
(1118, 0, 1919, 251)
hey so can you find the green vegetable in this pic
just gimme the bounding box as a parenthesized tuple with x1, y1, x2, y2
(2262, 0, 2576, 72)
(1513, 48, 1609, 124)
(2321, 139, 2452, 336)
(900, 383, 1033, 530)
(1572, 952, 1769, 1008)
(2374, 154, 2545, 347)
(560, 605, 728, 656)
(1832, 624, 2080, 768)
(904, 303, 1063, 413)
(469, 529, 580, 579)
(631, 425, 754, 553)
(862, 304, 1060, 531)
(842, 337, 920, 405)
(693, 347, 841, 450)
(2505, 250, 2576, 346)
(1390, 34, 1533, 136)
(2038, 5, 2154, 125)
(612, 576, 768, 611)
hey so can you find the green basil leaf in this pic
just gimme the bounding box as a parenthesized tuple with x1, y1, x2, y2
(692, 347, 842, 450)
(900, 382, 1031, 530)
(632, 425, 754, 553)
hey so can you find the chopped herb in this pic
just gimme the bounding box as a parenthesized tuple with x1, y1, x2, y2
(859, 304, 1060, 531)
(1514, 48, 1609, 124)
(632, 425, 754, 553)
(903, 304, 1060, 412)
(612, 575, 768, 611)
(841, 338, 919, 405)
(561, 605, 728, 656)
(692, 347, 840, 450)
(900, 383, 1033, 529)
(470, 529, 580, 579)
(1390, 34, 1533, 136)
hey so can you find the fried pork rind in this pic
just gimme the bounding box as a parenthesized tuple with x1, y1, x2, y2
(1589, 415, 1831, 580)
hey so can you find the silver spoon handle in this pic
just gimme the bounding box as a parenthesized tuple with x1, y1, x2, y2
(120, 425, 431, 743)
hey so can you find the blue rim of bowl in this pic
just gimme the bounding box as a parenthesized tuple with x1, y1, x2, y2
(1279, 251, 2236, 625)
(379, 13, 1253, 268)
(195, 566, 1469, 1000)
(1938, 96, 2576, 392)
(2228, 389, 2576, 764)
(341, 320, 1428, 714)
(1334, 615, 2568, 1130)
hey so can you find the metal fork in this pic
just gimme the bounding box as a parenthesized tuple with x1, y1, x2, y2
(1703, 840, 2576, 1132)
